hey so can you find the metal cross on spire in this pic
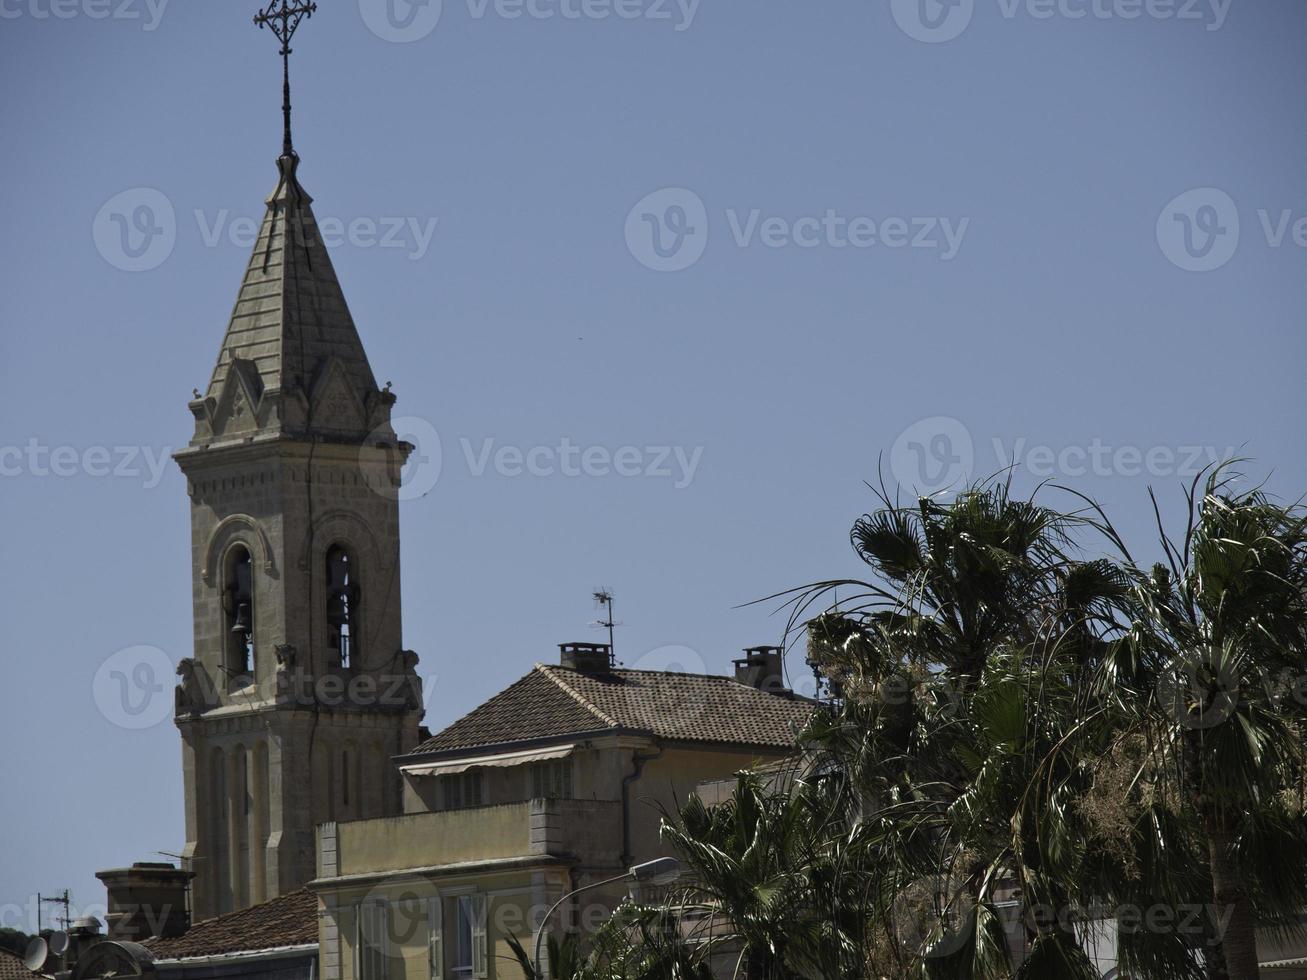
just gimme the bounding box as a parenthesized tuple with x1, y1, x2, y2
(254, 0, 318, 161)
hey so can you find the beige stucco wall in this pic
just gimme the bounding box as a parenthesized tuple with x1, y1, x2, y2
(330, 806, 533, 876)
(626, 744, 792, 863)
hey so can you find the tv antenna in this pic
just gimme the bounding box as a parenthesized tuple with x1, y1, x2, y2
(38, 890, 71, 932)
(589, 589, 622, 665)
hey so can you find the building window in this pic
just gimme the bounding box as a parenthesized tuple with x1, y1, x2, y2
(327, 545, 359, 669)
(447, 895, 486, 980)
(530, 760, 572, 800)
(443, 772, 483, 811)
(223, 545, 254, 677)
(356, 902, 389, 980)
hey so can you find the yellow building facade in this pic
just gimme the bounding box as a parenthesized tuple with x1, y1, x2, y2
(310, 645, 813, 980)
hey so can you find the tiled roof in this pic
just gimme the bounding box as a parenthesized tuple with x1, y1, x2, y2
(145, 888, 317, 960)
(410, 665, 815, 756)
(0, 950, 44, 980)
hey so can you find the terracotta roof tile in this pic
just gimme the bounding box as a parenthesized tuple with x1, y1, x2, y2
(144, 888, 317, 960)
(0, 950, 44, 980)
(410, 665, 815, 756)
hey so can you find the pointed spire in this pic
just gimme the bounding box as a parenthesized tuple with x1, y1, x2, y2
(187, 163, 390, 448)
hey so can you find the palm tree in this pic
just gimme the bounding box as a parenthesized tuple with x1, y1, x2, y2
(1092, 469, 1307, 979)
(793, 479, 1210, 978)
(654, 771, 843, 979)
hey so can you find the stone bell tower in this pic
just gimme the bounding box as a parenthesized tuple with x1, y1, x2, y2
(172, 139, 424, 921)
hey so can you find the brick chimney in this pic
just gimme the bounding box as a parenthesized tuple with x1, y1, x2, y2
(733, 646, 787, 695)
(559, 642, 612, 673)
(96, 862, 193, 942)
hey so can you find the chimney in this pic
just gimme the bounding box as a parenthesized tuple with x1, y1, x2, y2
(65, 914, 103, 966)
(96, 862, 193, 942)
(733, 646, 787, 695)
(559, 642, 612, 673)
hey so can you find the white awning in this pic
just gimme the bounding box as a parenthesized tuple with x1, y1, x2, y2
(401, 744, 576, 777)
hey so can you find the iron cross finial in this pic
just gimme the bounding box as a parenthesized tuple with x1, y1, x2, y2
(254, 0, 318, 160)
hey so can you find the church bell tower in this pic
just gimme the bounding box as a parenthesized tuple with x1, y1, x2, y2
(172, 1, 423, 921)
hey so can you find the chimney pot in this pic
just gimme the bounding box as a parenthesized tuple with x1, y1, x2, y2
(734, 646, 787, 695)
(559, 642, 612, 672)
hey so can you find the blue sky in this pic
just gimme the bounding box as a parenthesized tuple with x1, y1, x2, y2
(1, 0, 1304, 930)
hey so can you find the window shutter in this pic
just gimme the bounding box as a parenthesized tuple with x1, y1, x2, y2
(471, 894, 488, 979)
(428, 897, 443, 980)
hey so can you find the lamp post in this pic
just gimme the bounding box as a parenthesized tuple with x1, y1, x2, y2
(532, 856, 680, 978)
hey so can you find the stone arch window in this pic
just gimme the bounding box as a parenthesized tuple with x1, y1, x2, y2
(223, 545, 255, 678)
(326, 544, 359, 669)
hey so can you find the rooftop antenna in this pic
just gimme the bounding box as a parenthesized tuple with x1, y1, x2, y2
(38, 890, 72, 932)
(156, 850, 192, 868)
(590, 590, 621, 666)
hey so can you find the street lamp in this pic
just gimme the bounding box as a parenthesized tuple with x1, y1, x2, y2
(532, 857, 680, 978)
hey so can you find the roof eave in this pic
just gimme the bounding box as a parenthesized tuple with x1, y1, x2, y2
(151, 945, 317, 967)
(394, 726, 638, 765)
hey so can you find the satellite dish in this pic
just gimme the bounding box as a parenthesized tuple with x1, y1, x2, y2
(48, 932, 70, 956)
(23, 937, 48, 974)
